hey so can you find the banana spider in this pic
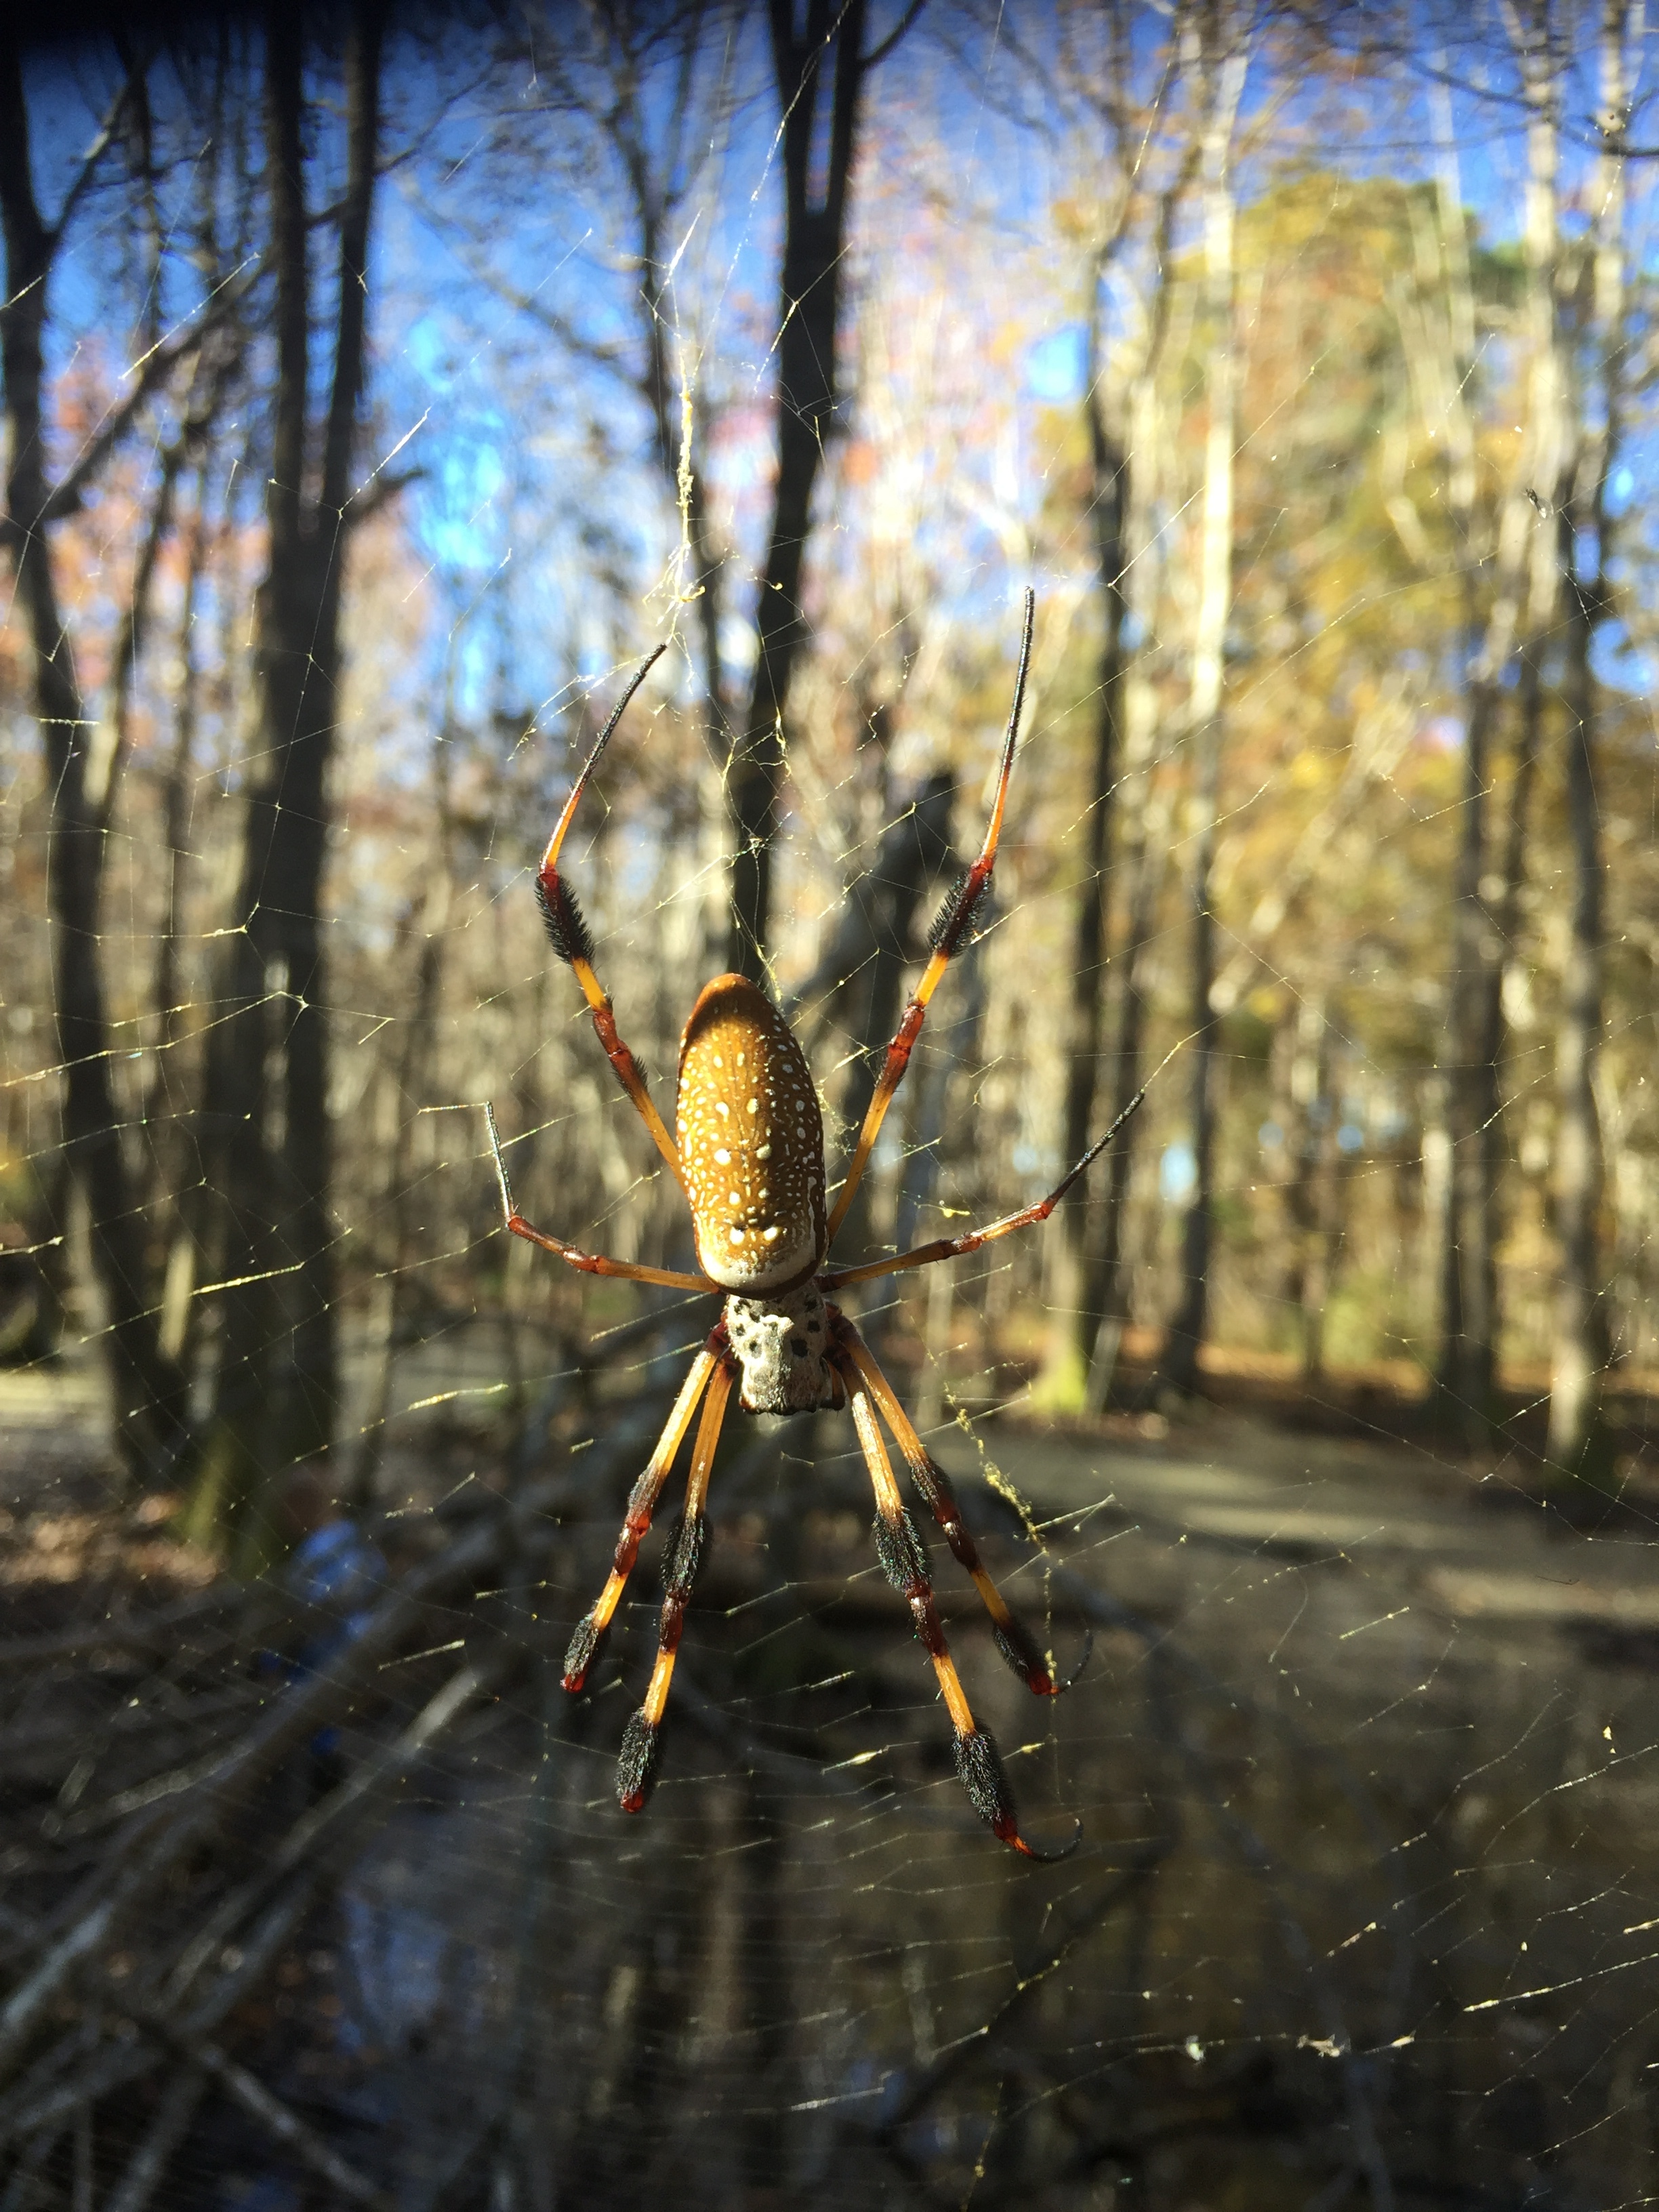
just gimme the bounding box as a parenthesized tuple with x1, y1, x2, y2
(485, 592, 1143, 1856)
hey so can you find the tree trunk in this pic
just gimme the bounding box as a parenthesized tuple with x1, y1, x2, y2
(1082, 724, 1174, 1414)
(1161, 25, 1247, 1399)
(726, 0, 869, 978)
(1437, 663, 1504, 1443)
(635, 188, 732, 975)
(192, 1, 384, 1559)
(350, 713, 456, 1509)
(1073, 150, 1196, 1412)
(1289, 996, 1336, 1380)
(148, 497, 208, 1141)
(639, 256, 728, 765)
(1038, 268, 1129, 1407)
(1549, 523, 1608, 1475)
(0, 38, 191, 1486)
(799, 762, 955, 1269)
(1547, 0, 1627, 1478)
(1430, 31, 1561, 1448)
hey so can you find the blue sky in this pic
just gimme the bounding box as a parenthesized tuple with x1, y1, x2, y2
(14, 9, 1657, 760)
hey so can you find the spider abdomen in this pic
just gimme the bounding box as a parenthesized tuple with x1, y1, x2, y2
(677, 975, 827, 1295)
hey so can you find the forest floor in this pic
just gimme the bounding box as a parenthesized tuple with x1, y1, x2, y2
(3, 1338, 1658, 2208)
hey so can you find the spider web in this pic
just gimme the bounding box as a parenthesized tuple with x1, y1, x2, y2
(3, 8, 1659, 2209)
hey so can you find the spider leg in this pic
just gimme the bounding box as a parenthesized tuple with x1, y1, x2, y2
(837, 1328, 1084, 1698)
(562, 1338, 725, 1694)
(825, 590, 1036, 1250)
(485, 1104, 714, 1292)
(819, 1080, 1147, 1293)
(617, 1353, 736, 1812)
(535, 644, 688, 1192)
(839, 1357, 1076, 1862)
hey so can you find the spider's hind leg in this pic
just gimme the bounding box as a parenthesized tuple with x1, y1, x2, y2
(562, 1340, 722, 1695)
(616, 1355, 735, 1812)
(484, 1104, 711, 1292)
(840, 1331, 1084, 1699)
(839, 1356, 1076, 1862)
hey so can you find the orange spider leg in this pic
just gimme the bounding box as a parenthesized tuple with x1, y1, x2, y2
(562, 1338, 725, 1694)
(485, 1104, 713, 1291)
(617, 1353, 737, 1811)
(535, 644, 687, 1192)
(840, 1357, 1071, 1862)
(820, 1080, 1147, 1294)
(838, 1330, 1074, 1698)
(825, 590, 1036, 1248)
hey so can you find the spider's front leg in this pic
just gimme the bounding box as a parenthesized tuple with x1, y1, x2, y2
(825, 589, 1036, 1248)
(818, 1079, 1149, 1296)
(838, 1355, 1076, 1862)
(483, 1103, 712, 1292)
(533, 644, 688, 1190)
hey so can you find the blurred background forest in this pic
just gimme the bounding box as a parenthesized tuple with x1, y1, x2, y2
(5, 2, 1659, 2209)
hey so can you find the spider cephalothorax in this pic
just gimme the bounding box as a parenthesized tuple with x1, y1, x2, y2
(485, 593, 1145, 1857)
(721, 1284, 841, 1414)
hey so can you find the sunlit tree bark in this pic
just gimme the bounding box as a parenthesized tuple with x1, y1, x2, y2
(1161, 12, 1248, 1399)
(1040, 110, 1196, 1407)
(1547, 0, 1629, 1477)
(1037, 15, 1180, 1406)
(1422, 34, 1560, 1448)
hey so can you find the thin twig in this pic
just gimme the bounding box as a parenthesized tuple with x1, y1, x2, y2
(148, 2021, 393, 2210)
(33, 268, 258, 531)
(98, 2062, 206, 2212)
(0, 1392, 674, 2076)
(0, 1589, 274, 1675)
(165, 1643, 514, 2002)
(0, 1872, 317, 2145)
